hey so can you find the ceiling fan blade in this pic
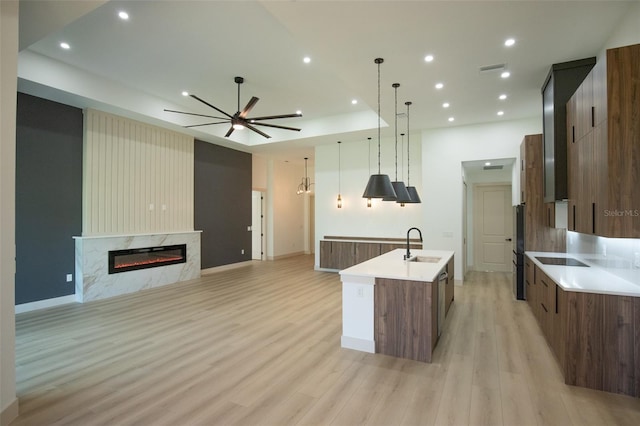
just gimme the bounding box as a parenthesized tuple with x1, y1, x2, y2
(184, 120, 230, 128)
(225, 125, 235, 138)
(164, 109, 228, 120)
(239, 97, 259, 119)
(250, 122, 301, 132)
(247, 113, 303, 121)
(189, 94, 233, 119)
(243, 122, 271, 139)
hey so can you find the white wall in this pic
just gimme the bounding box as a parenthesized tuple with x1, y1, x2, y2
(422, 117, 541, 280)
(267, 159, 306, 259)
(314, 135, 423, 268)
(601, 1, 640, 50)
(0, 1, 18, 423)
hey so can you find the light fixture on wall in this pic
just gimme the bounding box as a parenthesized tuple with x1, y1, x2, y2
(404, 101, 422, 203)
(362, 58, 396, 200)
(383, 83, 412, 203)
(296, 157, 313, 194)
(337, 141, 342, 208)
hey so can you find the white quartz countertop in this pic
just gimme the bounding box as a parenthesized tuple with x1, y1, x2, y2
(526, 251, 640, 297)
(339, 249, 454, 283)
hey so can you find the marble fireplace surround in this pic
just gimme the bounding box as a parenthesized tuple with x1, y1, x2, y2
(74, 231, 201, 302)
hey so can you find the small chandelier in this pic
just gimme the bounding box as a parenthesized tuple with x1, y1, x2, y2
(296, 157, 313, 194)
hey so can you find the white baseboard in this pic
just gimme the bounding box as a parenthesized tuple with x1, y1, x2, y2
(0, 397, 18, 426)
(341, 335, 375, 353)
(15, 294, 78, 314)
(201, 260, 254, 275)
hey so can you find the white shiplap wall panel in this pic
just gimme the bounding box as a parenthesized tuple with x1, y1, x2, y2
(83, 109, 194, 235)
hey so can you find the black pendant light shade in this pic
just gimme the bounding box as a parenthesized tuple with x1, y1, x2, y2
(404, 101, 422, 204)
(363, 174, 396, 199)
(406, 186, 421, 203)
(363, 58, 396, 200)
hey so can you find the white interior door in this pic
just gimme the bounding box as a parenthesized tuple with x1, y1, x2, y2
(251, 191, 265, 260)
(473, 184, 512, 272)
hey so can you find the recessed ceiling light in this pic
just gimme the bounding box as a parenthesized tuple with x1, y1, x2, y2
(424, 54, 434, 62)
(499, 94, 507, 100)
(296, 110, 302, 115)
(351, 99, 358, 105)
(448, 117, 455, 122)
(497, 111, 505, 116)
(435, 82, 444, 89)
(442, 102, 450, 108)
(505, 38, 515, 47)
(485, 162, 491, 166)
(181, 91, 189, 97)
(60, 42, 70, 50)
(501, 71, 511, 79)
(118, 11, 129, 20)
(303, 56, 311, 64)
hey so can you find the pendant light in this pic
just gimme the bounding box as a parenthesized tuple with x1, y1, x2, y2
(337, 141, 342, 208)
(400, 132, 406, 207)
(383, 83, 412, 203)
(296, 157, 313, 194)
(362, 58, 396, 200)
(366, 137, 372, 207)
(404, 101, 422, 203)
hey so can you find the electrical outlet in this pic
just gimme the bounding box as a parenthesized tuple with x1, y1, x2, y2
(634, 253, 640, 269)
(66, 273, 73, 282)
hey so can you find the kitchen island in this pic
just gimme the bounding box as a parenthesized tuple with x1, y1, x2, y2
(339, 249, 454, 363)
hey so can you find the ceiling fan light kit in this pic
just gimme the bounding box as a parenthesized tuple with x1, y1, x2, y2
(165, 76, 302, 139)
(363, 58, 396, 200)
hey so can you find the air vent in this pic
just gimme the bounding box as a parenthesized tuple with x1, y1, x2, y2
(479, 63, 507, 73)
(484, 165, 504, 170)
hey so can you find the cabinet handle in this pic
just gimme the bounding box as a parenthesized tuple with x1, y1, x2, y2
(591, 106, 595, 127)
(572, 125, 575, 143)
(592, 202, 596, 234)
(572, 204, 576, 231)
(555, 285, 559, 314)
(542, 279, 548, 288)
(541, 303, 548, 313)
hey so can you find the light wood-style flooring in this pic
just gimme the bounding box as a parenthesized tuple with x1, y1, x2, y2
(12, 255, 640, 425)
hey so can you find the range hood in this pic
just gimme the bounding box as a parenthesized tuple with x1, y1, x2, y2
(541, 57, 595, 202)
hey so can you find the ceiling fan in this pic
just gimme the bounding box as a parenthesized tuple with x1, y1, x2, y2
(164, 76, 302, 139)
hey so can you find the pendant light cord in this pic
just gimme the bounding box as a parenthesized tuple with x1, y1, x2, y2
(338, 141, 341, 193)
(406, 102, 412, 186)
(393, 83, 399, 180)
(375, 58, 383, 174)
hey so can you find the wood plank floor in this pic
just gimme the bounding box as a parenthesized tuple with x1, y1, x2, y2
(12, 255, 640, 425)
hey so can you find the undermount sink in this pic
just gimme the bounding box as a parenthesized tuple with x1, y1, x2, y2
(409, 256, 441, 263)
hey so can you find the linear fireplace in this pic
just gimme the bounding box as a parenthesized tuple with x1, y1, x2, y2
(108, 244, 187, 274)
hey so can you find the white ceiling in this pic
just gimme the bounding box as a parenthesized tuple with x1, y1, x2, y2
(17, 0, 635, 165)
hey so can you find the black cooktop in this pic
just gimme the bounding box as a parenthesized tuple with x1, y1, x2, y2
(535, 256, 589, 267)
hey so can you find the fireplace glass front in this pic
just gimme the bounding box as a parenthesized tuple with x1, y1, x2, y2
(108, 244, 187, 274)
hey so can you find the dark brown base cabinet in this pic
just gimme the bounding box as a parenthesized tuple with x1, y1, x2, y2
(319, 237, 422, 270)
(527, 259, 640, 398)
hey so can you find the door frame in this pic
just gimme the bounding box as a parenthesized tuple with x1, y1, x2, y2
(472, 183, 512, 272)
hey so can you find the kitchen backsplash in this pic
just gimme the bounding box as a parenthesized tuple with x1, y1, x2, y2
(567, 231, 640, 285)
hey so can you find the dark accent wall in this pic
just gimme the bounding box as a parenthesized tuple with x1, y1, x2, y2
(15, 93, 83, 304)
(194, 140, 252, 268)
